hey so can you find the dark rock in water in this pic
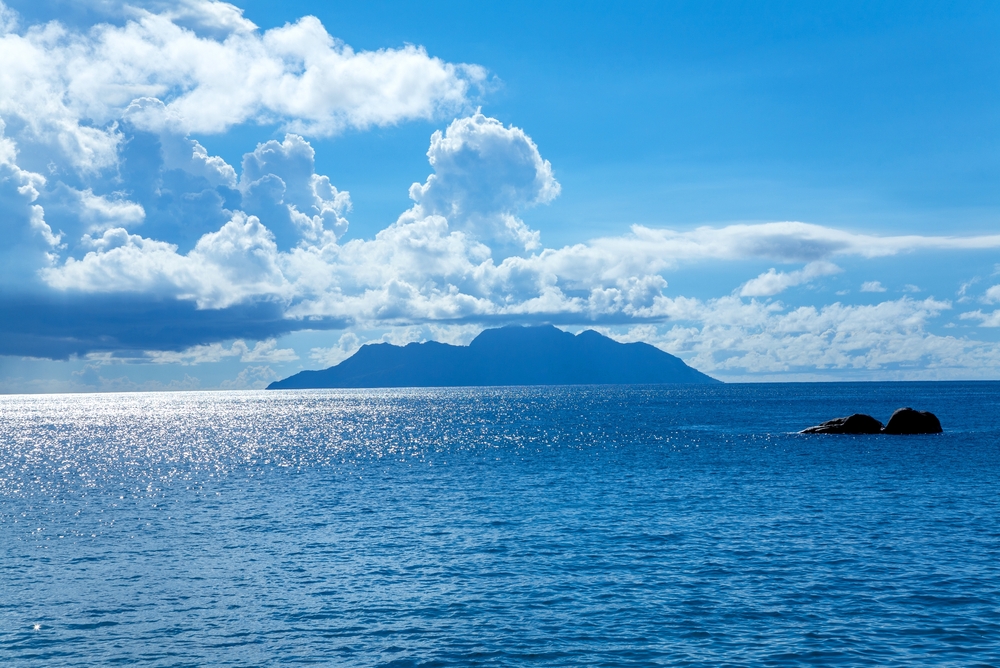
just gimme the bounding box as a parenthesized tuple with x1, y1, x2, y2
(882, 407, 943, 435)
(802, 407, 943, 435)
(801, 413, 884, 434)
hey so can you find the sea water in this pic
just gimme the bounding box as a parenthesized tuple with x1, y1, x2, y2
(1, 383, 998, 666)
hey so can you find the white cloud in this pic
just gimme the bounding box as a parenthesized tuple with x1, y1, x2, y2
(45, 213, 291, 308)
(308, 322, 485, 368)
(957, 278, 979, 302)
(6, 3, 1000, 380)
(0, 1, 484, 172)
(35, 114, 1000, 329)
(0, 2, 16, 34)
(77, 188, 145, 231)
(409, 112, 558, 252)
(239, 339, 298, 363)
(960, 310, 1000, 328)
(137, 338, 296, 364)
(154, 0, 258, 36)
(548, 222, 1000, 270)
(0, 122, 62, 283)
(219, 364, 277, 390)
(310, 332, 362, 368)
(739, 260, 842, 297)
(600, 296, 1000, 380)
(240, 133, 351, 245)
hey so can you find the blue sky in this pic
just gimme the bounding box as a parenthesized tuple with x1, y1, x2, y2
(2, 0, 1000, 391)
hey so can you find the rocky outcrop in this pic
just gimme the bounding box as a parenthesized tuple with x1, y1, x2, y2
(801, 408, 942, 435)
(882, 407, 943, 435)
(800, 413, 884, 434)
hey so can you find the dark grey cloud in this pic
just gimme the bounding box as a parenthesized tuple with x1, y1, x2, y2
(0, 294, 346, 359)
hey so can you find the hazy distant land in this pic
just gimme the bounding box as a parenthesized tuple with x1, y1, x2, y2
(268, 325, 719, 389)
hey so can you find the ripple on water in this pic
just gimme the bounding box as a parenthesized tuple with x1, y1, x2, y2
(0, 384, 999, 666)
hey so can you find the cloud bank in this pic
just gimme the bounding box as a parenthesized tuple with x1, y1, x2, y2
(605, 295, 1000, 380)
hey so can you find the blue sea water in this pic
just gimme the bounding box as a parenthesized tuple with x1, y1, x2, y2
(1, 383, 999, 666)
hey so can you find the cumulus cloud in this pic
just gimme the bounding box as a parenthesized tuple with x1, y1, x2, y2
(408, 112, 559, 252)
(602, 296, 1000, 380)
(0, 0, 484, 172)
(42, 213, 291, 308)
(0, 0, 484, 296)
(239, 133, 351, 247)
(4, 1, 1000, 380)
(861, 281, 887, 293)
(739, 261, 842, 297)
(219, 364, 277, 390)
(31, 110, 1000, 343)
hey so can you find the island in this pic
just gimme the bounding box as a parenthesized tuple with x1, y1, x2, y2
(267, 324, 719, 389)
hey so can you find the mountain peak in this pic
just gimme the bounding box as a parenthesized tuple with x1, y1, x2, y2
(268, 325, 719, 389)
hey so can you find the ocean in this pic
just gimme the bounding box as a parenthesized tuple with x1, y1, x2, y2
(1, 383, 998, 666)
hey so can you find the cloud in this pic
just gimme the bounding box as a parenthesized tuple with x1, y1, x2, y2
(310, 332, 362, 368)
(26, 111, 1000, 357)
(219, 365, 277, 389)
(2, 2, 1000, 375)
(409, 112, 559, 252)
(43, 212, 292, 308)
(562, 223, 1000, 268)
(143, 338, 297, 364)
(601, 296, 1000, 380)
(239, 133, 351, 247)
(0, 4, 15, 33)
(154, 0, 257, 36)
(0, 121, 62, 284)
(983, 285, 1000, 304)
(861, 281, 887, 293)
(308, 322, 485, 368)
(0, 1, 484, 173)
(0, 0, 487, 317)
(0, 294, 341, 359)
(76, 188, 146, 231)
(69, 363, 202, 392)
(739, 261, 842, 297)
(960, 309, 1000, 328)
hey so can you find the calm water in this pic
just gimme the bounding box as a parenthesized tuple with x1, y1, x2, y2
(1, 383, 999, 666)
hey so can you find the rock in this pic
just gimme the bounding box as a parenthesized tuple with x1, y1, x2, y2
(800, 413, 884, 434)
(882, 407, 942, 435)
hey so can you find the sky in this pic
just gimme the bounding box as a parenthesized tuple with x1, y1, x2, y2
(2, 0, 1000, 392)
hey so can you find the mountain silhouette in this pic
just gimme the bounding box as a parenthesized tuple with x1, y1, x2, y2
(268, 325, 719, 389)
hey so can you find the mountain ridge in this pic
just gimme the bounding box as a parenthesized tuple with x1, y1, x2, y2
(267, 325, 719, 389)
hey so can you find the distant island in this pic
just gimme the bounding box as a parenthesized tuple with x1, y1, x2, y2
(268, 325, 719, 389)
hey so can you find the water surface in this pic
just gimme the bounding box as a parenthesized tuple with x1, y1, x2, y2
(1, 383, 998, 666)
